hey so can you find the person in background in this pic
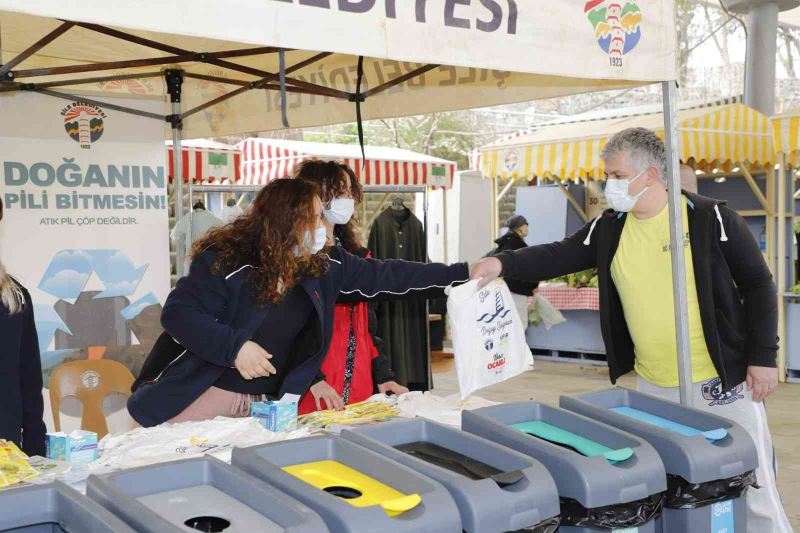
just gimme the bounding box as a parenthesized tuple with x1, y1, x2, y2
(128, 178, 468, 426)
(680, 163, 699, 194)
(296, 160, 408, 414)
(492, 214, 538, 328)
(170, 201, 223, 275)
(221, 197, 244, 223)
(0, 198, 46, 456)
(471, 127, 790, 532)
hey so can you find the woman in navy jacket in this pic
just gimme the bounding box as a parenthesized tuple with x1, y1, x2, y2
(0, 198, 46, 455)
(128, 178, 469, 426)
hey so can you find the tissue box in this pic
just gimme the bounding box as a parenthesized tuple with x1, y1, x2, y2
(46, 430, 98, 465)
(251, 398, 298, 432)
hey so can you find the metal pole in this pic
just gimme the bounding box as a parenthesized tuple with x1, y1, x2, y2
(166, 70, 185, 277)
(663, 81, 694, 406)
(778, 154, 787, 380)
(740, 0, 780, 116)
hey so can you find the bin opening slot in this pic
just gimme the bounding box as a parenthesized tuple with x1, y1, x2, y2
(511, 421, 633, 463)
(609, 407, 727, 441)
(395, 441, 524, 487)
(5, 524, 67, 533)
(282, 460, 422, 516)
(185, 516, 231, 532)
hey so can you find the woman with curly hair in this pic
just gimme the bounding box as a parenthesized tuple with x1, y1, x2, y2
(295, 161, 407, 415)
(128, 177, 469, 426)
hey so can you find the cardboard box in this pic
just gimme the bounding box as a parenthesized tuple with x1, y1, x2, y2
(250, 394, 299, 432)
(46, 430, 98, 465)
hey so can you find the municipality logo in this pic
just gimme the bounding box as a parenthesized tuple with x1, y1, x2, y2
(585, 1, 642, 67)
(62, 102, 107, 149)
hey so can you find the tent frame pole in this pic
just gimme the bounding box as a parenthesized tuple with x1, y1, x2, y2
(663, 81, 694, 406)
(166, 69, 186, 278)
(777, 154, 787, 381)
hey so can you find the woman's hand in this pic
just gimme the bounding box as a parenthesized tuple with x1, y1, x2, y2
(234, 341, 276, 380)
(378, 381, 409, 396)
(310, 380, 345, 411)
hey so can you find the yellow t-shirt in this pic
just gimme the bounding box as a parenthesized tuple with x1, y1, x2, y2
(610, 198, 717, 386)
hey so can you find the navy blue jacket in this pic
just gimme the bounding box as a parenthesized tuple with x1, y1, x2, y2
(127, 248, 469, 426)
(0, 280, 46, 456)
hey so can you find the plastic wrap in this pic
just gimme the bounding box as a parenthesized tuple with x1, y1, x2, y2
(509, 515, 560, 533)
(558, 492, 664, 529)
(665, 470, 757, 509)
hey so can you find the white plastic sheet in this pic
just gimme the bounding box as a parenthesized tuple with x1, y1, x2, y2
(93, 417, 311, 470)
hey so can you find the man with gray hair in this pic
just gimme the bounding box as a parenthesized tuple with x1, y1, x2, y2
(470, 127, 790, 531)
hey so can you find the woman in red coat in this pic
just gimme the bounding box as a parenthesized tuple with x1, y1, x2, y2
(296, 161, 408, 414)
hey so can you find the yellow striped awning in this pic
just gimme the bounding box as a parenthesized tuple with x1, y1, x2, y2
(481, 104, 773, 181)
(771, 108, 800, 167)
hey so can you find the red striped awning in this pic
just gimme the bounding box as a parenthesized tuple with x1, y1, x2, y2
(238, 138, 455, 188)
(166, 140, 241, 184)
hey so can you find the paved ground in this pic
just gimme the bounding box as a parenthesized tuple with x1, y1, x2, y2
(430, 358, 800, 530)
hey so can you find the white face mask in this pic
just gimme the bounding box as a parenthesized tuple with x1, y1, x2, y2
(323, 198, 355, 225)
(604, 168, 649, 212)
(298, 226, 328, 256)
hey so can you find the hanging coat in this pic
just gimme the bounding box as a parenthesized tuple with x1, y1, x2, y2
(367, 206, 430, 390)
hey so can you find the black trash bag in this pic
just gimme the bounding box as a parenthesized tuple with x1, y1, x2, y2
(506, 514, 560, 533)
(559, 492, 665, 529)
(666, 470, 757, 509)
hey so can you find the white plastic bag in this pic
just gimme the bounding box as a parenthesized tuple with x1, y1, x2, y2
(446, 279, 529, 399)
(533, 294, 566, 330)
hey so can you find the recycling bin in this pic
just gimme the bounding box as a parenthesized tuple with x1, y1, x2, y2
(342, 418, 560, 532)
(560, 387, 758, 533)
(231, 434, 461, 533)
(462, 401, 667, 533)
(0, 481, 134, 533)
(86, 456, 327, 532)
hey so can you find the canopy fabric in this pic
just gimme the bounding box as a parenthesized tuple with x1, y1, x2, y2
(480, 103, 772, 181)
(239, 138, 455, 188)
(165, 139, 240, 184)
(772, 107, 800, 167)
(0, 2, 677, 139)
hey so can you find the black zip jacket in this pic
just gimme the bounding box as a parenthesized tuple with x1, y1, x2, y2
(491, 231, 539, 296)
(496, 192, 778, 390)
(0, 280, 46, 456)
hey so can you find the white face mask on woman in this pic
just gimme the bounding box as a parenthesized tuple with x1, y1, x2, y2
(323, 198, 355, 225)
(604, 168, 649, 212)
(297, 226, 328, 256)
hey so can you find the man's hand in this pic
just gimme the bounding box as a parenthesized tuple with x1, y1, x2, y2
(746, 365, 778, 402)
(469, 257, 502, 288)
(234, 341, 276, 380)
(310, 380, 345, 411)
(377, 381, 409, 396)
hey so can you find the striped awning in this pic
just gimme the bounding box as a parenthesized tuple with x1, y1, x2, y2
(238, 138, 455, 188)
(772, 108, 800, 167)
(166, 139, 241, 184)
(480, 103, 773, 181)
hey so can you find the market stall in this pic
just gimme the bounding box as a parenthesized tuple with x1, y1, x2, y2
(165, 138, 240, 184)
(771, 108, 800, 382)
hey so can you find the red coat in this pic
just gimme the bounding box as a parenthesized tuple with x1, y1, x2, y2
(298, 300, 377, 415)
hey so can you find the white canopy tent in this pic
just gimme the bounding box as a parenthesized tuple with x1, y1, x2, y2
(0, 1, 699, 403)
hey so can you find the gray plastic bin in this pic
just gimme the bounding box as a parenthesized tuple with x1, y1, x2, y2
(560, 387, 758, 533)
(231, 434, 461, 533)
(0, 481, 135, 533)
(462, 401, 667, 533)
(342, 418, 560, 532)
(86, 456, 327, 533)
